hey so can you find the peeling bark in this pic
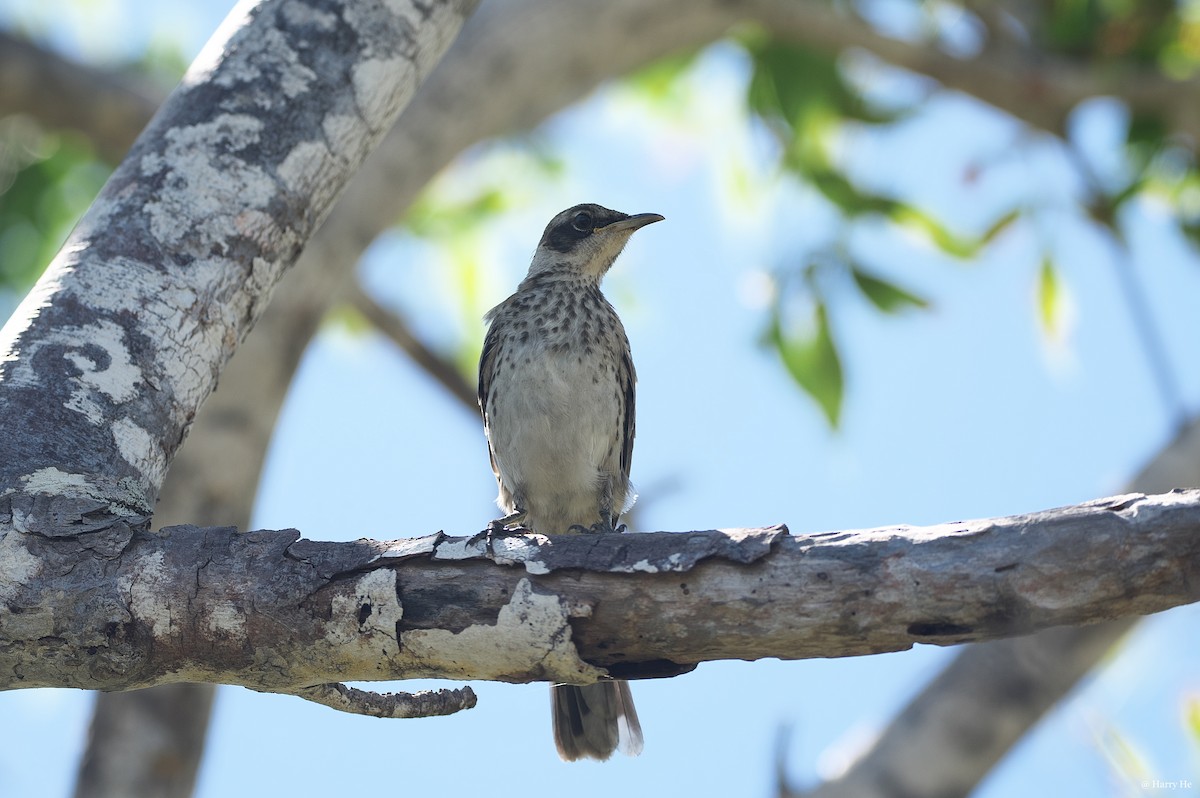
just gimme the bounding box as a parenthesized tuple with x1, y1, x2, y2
(1, 491, 1197, 711)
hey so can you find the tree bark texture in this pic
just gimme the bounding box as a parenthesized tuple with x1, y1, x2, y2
(0, 0, 475, 532)
(1, 491, 1197, 708)
(0, 0, 475, 789)
(801, 417, 1200, 798)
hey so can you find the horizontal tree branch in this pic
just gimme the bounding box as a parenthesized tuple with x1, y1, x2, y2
(1, 490, 1196, 716)
(798, 416, 1200, 798)
(751, 1, 1200, 141)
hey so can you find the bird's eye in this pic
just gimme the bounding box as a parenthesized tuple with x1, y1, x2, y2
(571, 212, 593, 233)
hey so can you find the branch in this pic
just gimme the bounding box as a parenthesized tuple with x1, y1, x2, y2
(344, 280, 477, 412)
(0, 0, 476, 526)
(800, 416, 1200, 797)
(280, 683, 477, 718)
(1, 491, 1197, 709)
(74, 683, 213, 798)
(0, 30, 161, 162)
(748, 1, 1200, 141)
(9, 1, 1200, 162)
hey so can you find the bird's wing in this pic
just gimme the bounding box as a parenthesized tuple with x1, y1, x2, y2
(478, 313, 503, 481)
(618, 337, 636, 483)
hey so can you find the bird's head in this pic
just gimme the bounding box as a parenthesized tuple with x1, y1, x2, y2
(527, 203, 664, 281)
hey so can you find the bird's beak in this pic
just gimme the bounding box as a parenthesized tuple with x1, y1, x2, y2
(600, 213, 665, 233)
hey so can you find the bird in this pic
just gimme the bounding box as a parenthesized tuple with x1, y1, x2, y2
(477, 202, 663, 761)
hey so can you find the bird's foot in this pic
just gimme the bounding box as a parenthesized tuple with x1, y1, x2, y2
(467, 511, 528, 547)
(567, 519, 625, 535)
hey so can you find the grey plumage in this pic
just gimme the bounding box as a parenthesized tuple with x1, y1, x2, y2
(478, 203, 661, 761)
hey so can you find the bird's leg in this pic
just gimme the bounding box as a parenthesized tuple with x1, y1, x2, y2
(567, 505, 623, 536)
(468, 508, 528, 546)
(597, 515, 624, 534)
(568, 476, 623, 534)
(492, 509, 528, 530)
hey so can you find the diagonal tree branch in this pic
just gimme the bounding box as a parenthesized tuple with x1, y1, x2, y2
(0, 2, 478, 791)
(343, 280, 477, 411)
(0, 0, 477, 528)
(0, 30, 161, 162)
(2, 490, 1199, 709)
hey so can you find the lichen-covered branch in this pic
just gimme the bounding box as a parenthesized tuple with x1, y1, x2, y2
(0, 0, 476, 534)
(1, 491, 1196, 712)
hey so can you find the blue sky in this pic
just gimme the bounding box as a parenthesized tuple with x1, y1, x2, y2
(2, 1, 1200, 796)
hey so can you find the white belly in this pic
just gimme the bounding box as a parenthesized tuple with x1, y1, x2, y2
(487, 349, 622, 533)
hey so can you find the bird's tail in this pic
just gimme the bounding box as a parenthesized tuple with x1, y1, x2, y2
(551, 680, 643, 761)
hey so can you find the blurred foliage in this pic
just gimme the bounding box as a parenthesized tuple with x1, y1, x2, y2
(0, 116, 110, 291)
(1091, 717, 1155, 793)
(1037, 257, 1066, 341)
(725, 2, 1200, 425)
(397, 143, 566, 379)
(767, 288, 843, 428)
(1187, 695, 1200, 748)
(5, 0, 1200, 429)
(736, 31, 1016, 426)
(127, 36, 189, 83)
(1042, 0, 1183, 67)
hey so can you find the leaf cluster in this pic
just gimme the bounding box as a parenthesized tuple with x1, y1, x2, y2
(0, 118, 109, 291)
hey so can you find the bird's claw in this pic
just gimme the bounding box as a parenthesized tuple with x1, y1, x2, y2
(567, 520, 625, 535)
(468, 514, 527, 549)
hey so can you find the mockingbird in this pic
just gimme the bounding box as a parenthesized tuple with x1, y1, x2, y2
(478, 203, 663, 761)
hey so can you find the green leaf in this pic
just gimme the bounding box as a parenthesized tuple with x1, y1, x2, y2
(0, 127, 108, 290)
(742, 37, 893, 130)
(768, 300, 843, 427)
(1037, 257, 1063, 339)
(888, 205, 978, 259)
(805, 167, 897, 216)
(979, 209, 1020, 246)
(1092, 719, 1152, 787)
(1185, 696, 1200, 747)
(623, 49, 700, 102)
(403, 188, 510, 238)
(851, 268, 929, 314)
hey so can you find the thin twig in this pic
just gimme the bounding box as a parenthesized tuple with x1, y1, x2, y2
(344, 280, 478, 413)
(281, 682, 478, 718)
